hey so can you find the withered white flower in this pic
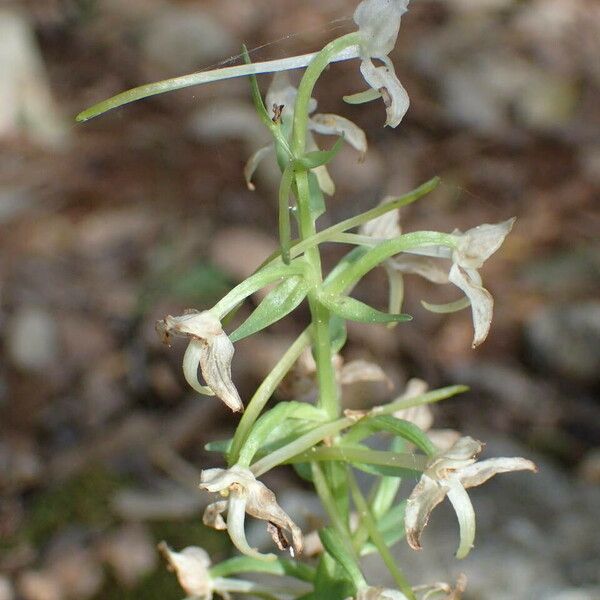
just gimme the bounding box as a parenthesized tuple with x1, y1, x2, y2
(362, 208, 515, 347)
(160, 542, 289, 600)
(405, 436, 537, 559)
(200, 465, 303, 561)
(245, 73, 367, 195)
(352, 0, 411, 127)
(289, 348, 391, 400)
(156, 310, 243, 413)
(352, 586, 408, 600)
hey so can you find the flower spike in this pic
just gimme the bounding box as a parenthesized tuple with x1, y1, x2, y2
(156, 310, 243, 412)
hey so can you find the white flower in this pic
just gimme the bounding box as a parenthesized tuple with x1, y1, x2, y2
(349, 575, 467, 600)
(361, 208, 515, 347)
(352, 0, 411, 127)
(405, 436, 537, 559)
(245, 73, 367, 195)
(156, 310, 243, 412)
(352, 587, 409, 600)
(160, 543, 291, 600)
(200, 465, 303, 561)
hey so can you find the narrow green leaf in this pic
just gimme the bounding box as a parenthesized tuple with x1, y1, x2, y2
(204, 438, 232, 453)
(230, 275, 308, 343)
(209, 555, 315, 582)
(242, 45, 274, 131)
(329, 314, 347, 354)
(313, 554, 356, 600)
(237, 401, 325, 467)
(344, 415, 437, 456)
(324, 461, 350, 524)
(361, 501, 407, 556)
(347, 470, 415, 599)
(319, 293, 412, 325)
(343, 89, 382, 104)
(295, 136, 344, 169)
(318, 528, 366, 591)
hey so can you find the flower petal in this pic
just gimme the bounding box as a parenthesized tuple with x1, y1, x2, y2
(244, 476, 304, 558)
(199, 330, 244, 412)
(359, 58, 410, 128)
(405, 474, 450, 551)
(309, 113, 368, 157)
(202, 500, 228, 530)
(339, 359, 392, 388)
(385, 265, 405, 322)
(448, 264, 494, 348)
(244, 144, 274, 191)
(445, 477, 476, 559)
(227, 488, 277, 561)
(360, 202, 401, 239)
(354, 0, 409, 57)
(182, 340, 215, 396)
(388, 255, 449, 284)
(454, 218, 516, 270)
(458, 457, 538, 489)
(159, 543, 212, 599)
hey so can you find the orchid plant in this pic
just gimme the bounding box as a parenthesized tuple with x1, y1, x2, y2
(78, 1, 537, 598)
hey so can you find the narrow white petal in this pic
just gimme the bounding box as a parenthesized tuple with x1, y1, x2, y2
(454, 218, 516, 270)
(459, 457, 538, 489)
(385, 265, 405, 324)
(202, 500, 228, 530)
(446, 477, 476, 559)
(388, 255, 449, 284)
(405, 474, 449, 551)
(309, 113, 368, 156)
(227, 491, 276, 561)
(448, 264, 494, 348)
(359, 59, 410, 128)
(199, 332, 244, 412)
(360, 204, 401, 239)
(244, 144, 274, 191)
(354, 0, 409, 57)
(182, 340, 215, 396)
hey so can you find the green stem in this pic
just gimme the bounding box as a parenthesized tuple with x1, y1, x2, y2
(311, 463, 355, 546)
(374, 385, 469, 417)
(347, 470, 416, 600)
(289, 447, 427, 472)
(209, 556, 315, 582)
(326, 231, 458, 295)
(292, 33, 360, 156)
(228, 329, 311, 466)
(250, 417, 352, 476)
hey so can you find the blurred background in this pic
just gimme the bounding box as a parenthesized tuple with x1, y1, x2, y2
(1, 0, 599, 598)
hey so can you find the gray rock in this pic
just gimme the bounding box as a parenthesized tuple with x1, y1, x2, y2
(525, 302, 600, 384)
(141, 7, 236, 74)
(6, 306, 59, 372)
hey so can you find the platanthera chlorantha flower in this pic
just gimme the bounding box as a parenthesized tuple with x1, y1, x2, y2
(361, 207, 516, 347)
(159, 543, 283, 600)
(245, 72, 367, 195)
(405, 436, 537, 559)
(156, 310, 243, 413)
(351, 0, 411, 127)
(200, 465, 303, 561)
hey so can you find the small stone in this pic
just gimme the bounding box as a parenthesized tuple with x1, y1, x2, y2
(97, 524, 157, 588)
(141, 7, 236, 74)
(6, 306, 59, 372)
(0, 576, 14, 600)
(0, 10, 67, 147)
(17, 571, 61, 600)
(525, 302, 600, 384)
